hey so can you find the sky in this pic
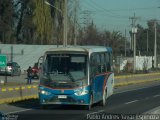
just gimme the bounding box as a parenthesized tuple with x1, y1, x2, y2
(79, 0, 160, 36)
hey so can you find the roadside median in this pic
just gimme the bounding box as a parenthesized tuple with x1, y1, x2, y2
(114, 72, 160, 87)
(0, 84, 38, 104)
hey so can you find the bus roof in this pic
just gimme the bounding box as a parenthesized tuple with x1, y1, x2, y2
(45, 46, 112, 54)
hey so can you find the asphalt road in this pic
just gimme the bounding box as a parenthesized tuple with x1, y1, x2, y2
(1, 82, 160, 120)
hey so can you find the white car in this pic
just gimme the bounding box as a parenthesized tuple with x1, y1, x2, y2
(0, 62, 21, 76)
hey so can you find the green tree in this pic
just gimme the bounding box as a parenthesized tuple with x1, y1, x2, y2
(13, 0, 35, 44)
(108, 31, 126, 56)
(135, 20, 160, 56)
(33, 0, 54, 44)
(0, 0, 14, 43)
(136, 24, 147, 54)
(147, 20, 160, 55)
(81, 21, 100, 45)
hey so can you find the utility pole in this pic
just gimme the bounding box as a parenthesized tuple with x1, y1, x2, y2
(129, 13, 138, 73)
(154, 21, 157, 68)
(11, 45, 13, 63)
(63, 0, 68, 47)
(125, 29, 127, 57)
(130, 19, 134, 51)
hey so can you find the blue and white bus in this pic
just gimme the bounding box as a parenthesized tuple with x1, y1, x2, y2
(39, 46, 114, 110)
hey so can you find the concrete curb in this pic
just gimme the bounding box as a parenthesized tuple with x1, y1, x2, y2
(0, 95, 38, 104)
(115, 72, 160, 79)
(0, 85, 38, 104)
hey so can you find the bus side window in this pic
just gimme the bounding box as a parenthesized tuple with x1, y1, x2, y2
(90, 54, 95, 82)
(91, 53, 98, 74)
(97, 53, 104, 73)
(101, 53, 106, 73)
(90, 54, 98, 76)
(105, 52, 111, 72)
(109, 53, 113, 72)
(96, 54, 101, 74)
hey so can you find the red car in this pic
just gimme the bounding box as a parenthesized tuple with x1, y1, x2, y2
(31, 63, 39, 79)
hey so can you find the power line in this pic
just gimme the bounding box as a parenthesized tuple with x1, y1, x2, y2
(91, 7, 160, 12)
(85, 0, 129, 19)
(82, 1, 160, 20)
(81, 10, 92, 26)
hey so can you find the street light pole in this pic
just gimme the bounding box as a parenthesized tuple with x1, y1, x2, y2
(45, 1, 67, 47)
(45, 1, 62, 13)
(133, 28, 137, 73)
(125, 29, 127, 57)
(130, 13, 138, 73)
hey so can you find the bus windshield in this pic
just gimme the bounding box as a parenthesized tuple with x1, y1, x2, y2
(41, 53, 88, 87)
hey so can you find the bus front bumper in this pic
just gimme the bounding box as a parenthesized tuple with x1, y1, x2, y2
(39, 88, 92, 105)
(39, 93, 90, 105)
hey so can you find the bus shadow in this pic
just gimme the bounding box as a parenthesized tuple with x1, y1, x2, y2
(7, 98, 113, 111)
(7, 99, 88, 110)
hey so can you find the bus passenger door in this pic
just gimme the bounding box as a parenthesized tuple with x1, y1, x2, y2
(90, 66, 103, 103)
(90, 54, 102, 103)
(93, 75, 104, 102)
(90, 75, 100, 103)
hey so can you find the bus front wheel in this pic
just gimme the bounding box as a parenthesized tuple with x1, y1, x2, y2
(86, 95, 93, 110)
(41, 105, 48, 109)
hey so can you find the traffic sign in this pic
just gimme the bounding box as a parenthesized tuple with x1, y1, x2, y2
(0, 55, 7, 67)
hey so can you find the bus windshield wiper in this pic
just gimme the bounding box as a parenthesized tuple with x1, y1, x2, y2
(68, 72, 75, 82)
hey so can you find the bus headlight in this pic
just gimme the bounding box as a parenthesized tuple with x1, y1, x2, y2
(74, 89, 89, 96)
(40, 90, 51, 95)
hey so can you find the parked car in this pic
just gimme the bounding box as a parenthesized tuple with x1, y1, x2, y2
(31, 62, 39, 79)
(0, 62, 21, 76)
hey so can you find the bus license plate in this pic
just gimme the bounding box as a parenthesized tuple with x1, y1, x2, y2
(58, 95, 67, 99)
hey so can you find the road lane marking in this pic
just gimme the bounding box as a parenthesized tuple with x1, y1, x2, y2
(125, 100, 139, 105)
(88, 110, 105, 115)
(6, 108, 35, 114)
(153, 94, 160, 98)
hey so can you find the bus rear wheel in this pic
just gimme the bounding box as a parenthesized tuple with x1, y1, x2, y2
(100, 89, 107, 106)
